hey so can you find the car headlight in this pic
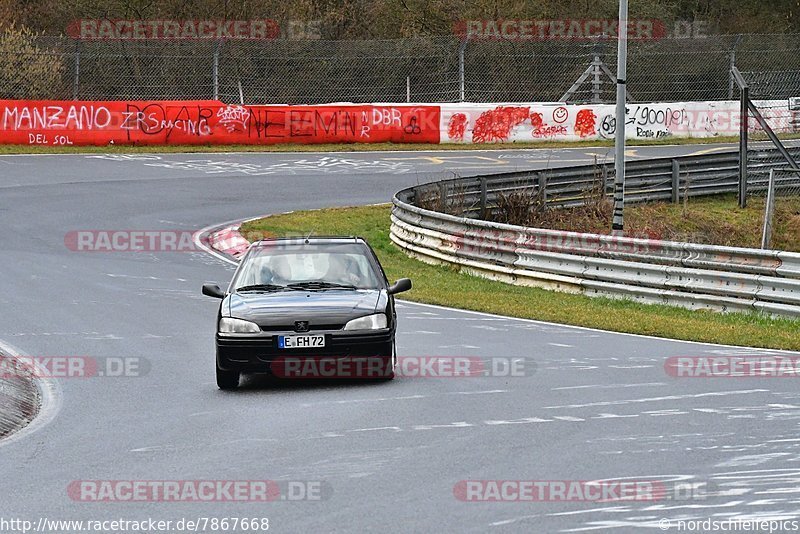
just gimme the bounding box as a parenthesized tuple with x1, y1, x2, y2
(343, 313, 388, 331)
(219, 317, 261, 334)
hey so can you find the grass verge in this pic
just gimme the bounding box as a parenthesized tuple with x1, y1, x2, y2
(0, 136, 743, 155)
(240, 204, 800, 351)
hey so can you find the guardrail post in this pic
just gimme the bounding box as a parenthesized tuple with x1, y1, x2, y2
(671, 159, 680, 204)
(538, 173, 547, 204)
(480, 177, 488, 219)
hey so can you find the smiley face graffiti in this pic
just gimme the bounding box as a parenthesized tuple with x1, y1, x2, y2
(552, 106, 569, 124)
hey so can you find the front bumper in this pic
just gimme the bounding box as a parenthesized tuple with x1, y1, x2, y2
(216, 330, 394, 375)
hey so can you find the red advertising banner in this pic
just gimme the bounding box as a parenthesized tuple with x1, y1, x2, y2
(0, 100, 440, 146)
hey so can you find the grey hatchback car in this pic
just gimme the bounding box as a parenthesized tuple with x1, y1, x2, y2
(202, 236, 412, 389)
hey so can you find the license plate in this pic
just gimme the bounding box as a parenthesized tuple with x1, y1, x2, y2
(278, 335, 325, 349)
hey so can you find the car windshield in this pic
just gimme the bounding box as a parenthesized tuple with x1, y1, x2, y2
(233, 242, 382, 291)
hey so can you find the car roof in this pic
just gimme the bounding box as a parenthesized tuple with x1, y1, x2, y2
(251, 236, 363, 247)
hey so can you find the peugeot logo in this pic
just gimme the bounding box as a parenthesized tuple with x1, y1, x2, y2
(294, 321, 310, 333)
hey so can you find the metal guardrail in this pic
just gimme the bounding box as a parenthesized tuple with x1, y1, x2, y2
(409, 147, 800, 219)
(390, 148, 800, 317)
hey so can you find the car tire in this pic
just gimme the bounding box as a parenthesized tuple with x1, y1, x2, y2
(380, 345, 396, 381)
(216, 365, 240, 389)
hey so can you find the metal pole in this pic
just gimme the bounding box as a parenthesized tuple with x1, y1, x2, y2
(212, 40, 220, 100)
(612, 0, 628, 235)
(761, 169, 776, 249)
(238, 79, 244, 105)
(406, 76, 411, 103)
(458, 38, 467, 102)
(739, 83, 749, 207)
(732, 66, 750, 208)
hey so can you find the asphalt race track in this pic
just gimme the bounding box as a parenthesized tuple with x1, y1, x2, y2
(2, 144, 800, 533)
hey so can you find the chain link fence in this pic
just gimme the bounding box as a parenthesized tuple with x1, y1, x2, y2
(728, 64, 800, 250)
(740, 70, 800, 198)
(754, 168, 800, 250)
(3, 33, 800, 104)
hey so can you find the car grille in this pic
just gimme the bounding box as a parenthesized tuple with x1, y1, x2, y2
(257, 324, 344, 332)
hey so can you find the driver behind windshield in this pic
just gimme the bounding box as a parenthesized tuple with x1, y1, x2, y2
(260, 255, 293, 285)
(323, 254, 362, 287)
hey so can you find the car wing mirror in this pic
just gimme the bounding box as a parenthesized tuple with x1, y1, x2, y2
(387, 278, 412, 295)
(202, 283, 225, 299)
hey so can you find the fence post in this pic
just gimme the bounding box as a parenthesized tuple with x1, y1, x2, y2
(479, 177, 488, 219)
(591, 56, 602, 103)
(212, 40, 220, 100)
(671, 159, 680, 203)
(406, 76, 411, 103)
(761, 169, 776, 249)
(72, 41, 81, 100)
(591, 38, 605, 104)
(458, 38, 467, 102)
(728, 35, 742, 100)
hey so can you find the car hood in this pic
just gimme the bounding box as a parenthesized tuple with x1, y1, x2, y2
(226, 289, 384, 328)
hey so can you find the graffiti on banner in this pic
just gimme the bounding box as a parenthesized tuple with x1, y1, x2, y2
(0, 100, 440, 146)
(3, 99, 796, 146)
(442, 104, 598, 143)
(440, 101, 797, 144)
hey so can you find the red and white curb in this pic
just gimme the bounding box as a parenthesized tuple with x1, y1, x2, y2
(206, 225, 250, 259)
(0, 338, 62, 447)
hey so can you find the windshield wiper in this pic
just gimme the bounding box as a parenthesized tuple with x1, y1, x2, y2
(235, 283, 287, 292)
(286, 281, 358, 290)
